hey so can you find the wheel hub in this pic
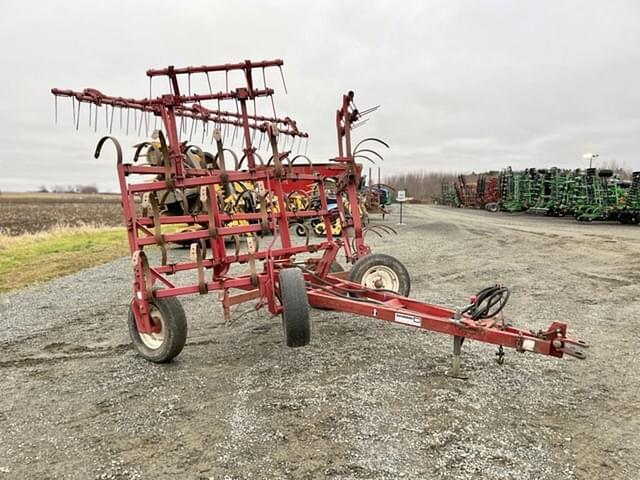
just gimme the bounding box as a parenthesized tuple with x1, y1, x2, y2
(139, 307, 165, 350)
(361, 265, 400, 292)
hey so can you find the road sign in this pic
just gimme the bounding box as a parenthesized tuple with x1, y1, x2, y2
(397, 190, 406, 202)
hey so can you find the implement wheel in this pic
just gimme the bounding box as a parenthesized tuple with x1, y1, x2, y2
(128, 295, 188, 363)
(349, 253, 411, 297)
(279, 268, 311, 347)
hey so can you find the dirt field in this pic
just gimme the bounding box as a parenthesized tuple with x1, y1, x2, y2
(0, 193, 122, 235)
(0, 205, 638, 479)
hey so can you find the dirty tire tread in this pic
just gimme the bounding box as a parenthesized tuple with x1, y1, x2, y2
(348, 253, 411, 297)
(128, 295, 188, 363)
(279, 268, 311, 347)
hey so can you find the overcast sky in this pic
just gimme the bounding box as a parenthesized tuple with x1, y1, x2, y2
(1, 0, 639, 192)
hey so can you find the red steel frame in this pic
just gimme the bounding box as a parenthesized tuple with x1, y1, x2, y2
(52, 59, 587, 369)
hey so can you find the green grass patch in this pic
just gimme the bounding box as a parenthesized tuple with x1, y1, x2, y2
(0, 226, 129, 293)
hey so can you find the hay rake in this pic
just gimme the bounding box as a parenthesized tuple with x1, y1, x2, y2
(51, 59, 586, 376)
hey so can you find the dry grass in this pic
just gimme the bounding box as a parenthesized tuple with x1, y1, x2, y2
(0, 224, 129, 293)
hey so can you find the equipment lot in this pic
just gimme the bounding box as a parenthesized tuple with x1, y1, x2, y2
(0, 205, 638, 479)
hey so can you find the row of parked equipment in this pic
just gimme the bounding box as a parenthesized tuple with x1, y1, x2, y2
(441, 167, 640, 224)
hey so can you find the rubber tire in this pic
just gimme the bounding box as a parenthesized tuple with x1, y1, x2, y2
(128, 295, 188, 363)
(485, 202, 499, 213)
(279, 268, 311, 347)
(348, 253, 411, 297)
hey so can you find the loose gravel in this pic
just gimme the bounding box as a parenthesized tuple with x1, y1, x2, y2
(0, 205, 638, 479)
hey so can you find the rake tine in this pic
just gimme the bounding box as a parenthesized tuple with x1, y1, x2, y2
(75, 99, 81, 131)
(104, 104, 108, 128)
(231, 125, 237, 147)
(153, 115, 158, 132)
(109, 105, 115, 134)
(94, 104, 98, 132)
(54, 95, 58, 124)
(119, 106, 123, 130)
(206, 72, 213, 94)
(149, 76, 152, 99)
(359, 105, 381, 117)
(189, 117, 195, 142)
(278, 66, 288, 94)
(225, 70, 229, 92)
(296, 136, 301, 155)
(257, 130, 264, 150)
(304, 137, 309, 156)
(269, 94, 277, 118)
(188, 73, 192, 96)
(144, 111, 150, 137)
(351, 118, 369, 130)
(88, 103, 92, 128)
(137, 109, 144, 137)
(262, 67, 267, 89)
(126, 108, 131, 135)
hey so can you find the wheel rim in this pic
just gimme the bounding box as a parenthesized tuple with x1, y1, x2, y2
(360, 265, 400, 291)
(139, 306, 166, 350)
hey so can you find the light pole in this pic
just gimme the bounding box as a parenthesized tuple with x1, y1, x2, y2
(583, 153, 600, 169)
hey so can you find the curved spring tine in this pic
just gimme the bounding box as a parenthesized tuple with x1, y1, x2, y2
(354, 154, 376, 164)
(238, 151, 265, 169)
(233, 189, 253, 209)
(185, 145, 205, 168)
(214, 148, 240, 171)
(363, 226, 383, 239)
(157, 130, 171, 162)
(289, 222, 310, 246)
(94, 136, 123, 165)
(267, 150, 290, 167)
(353, 148, 384, 162)
(374, 224, 398, 235)
(353, 137, 390, 152)
(289, 154, 313, 166)
(132, 142, 154, 163)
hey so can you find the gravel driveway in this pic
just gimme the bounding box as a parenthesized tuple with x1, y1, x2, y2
(1, 205, 638, 479)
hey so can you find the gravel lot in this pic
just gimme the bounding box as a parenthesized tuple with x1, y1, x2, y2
(0, 205, 638, 479)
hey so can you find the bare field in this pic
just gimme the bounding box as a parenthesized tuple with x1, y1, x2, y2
(0, 193, 122, 235)
(0, 205, 638, 479)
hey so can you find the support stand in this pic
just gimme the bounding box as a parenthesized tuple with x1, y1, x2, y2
(450, 335, 467, 379)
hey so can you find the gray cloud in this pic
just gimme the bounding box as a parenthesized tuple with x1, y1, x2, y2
(1, 0, 639, 191)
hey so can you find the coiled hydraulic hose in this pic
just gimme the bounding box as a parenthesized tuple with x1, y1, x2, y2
(463, 285, 511, 320)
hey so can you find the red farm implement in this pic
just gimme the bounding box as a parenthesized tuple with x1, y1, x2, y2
(51, 59, 586, 376)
